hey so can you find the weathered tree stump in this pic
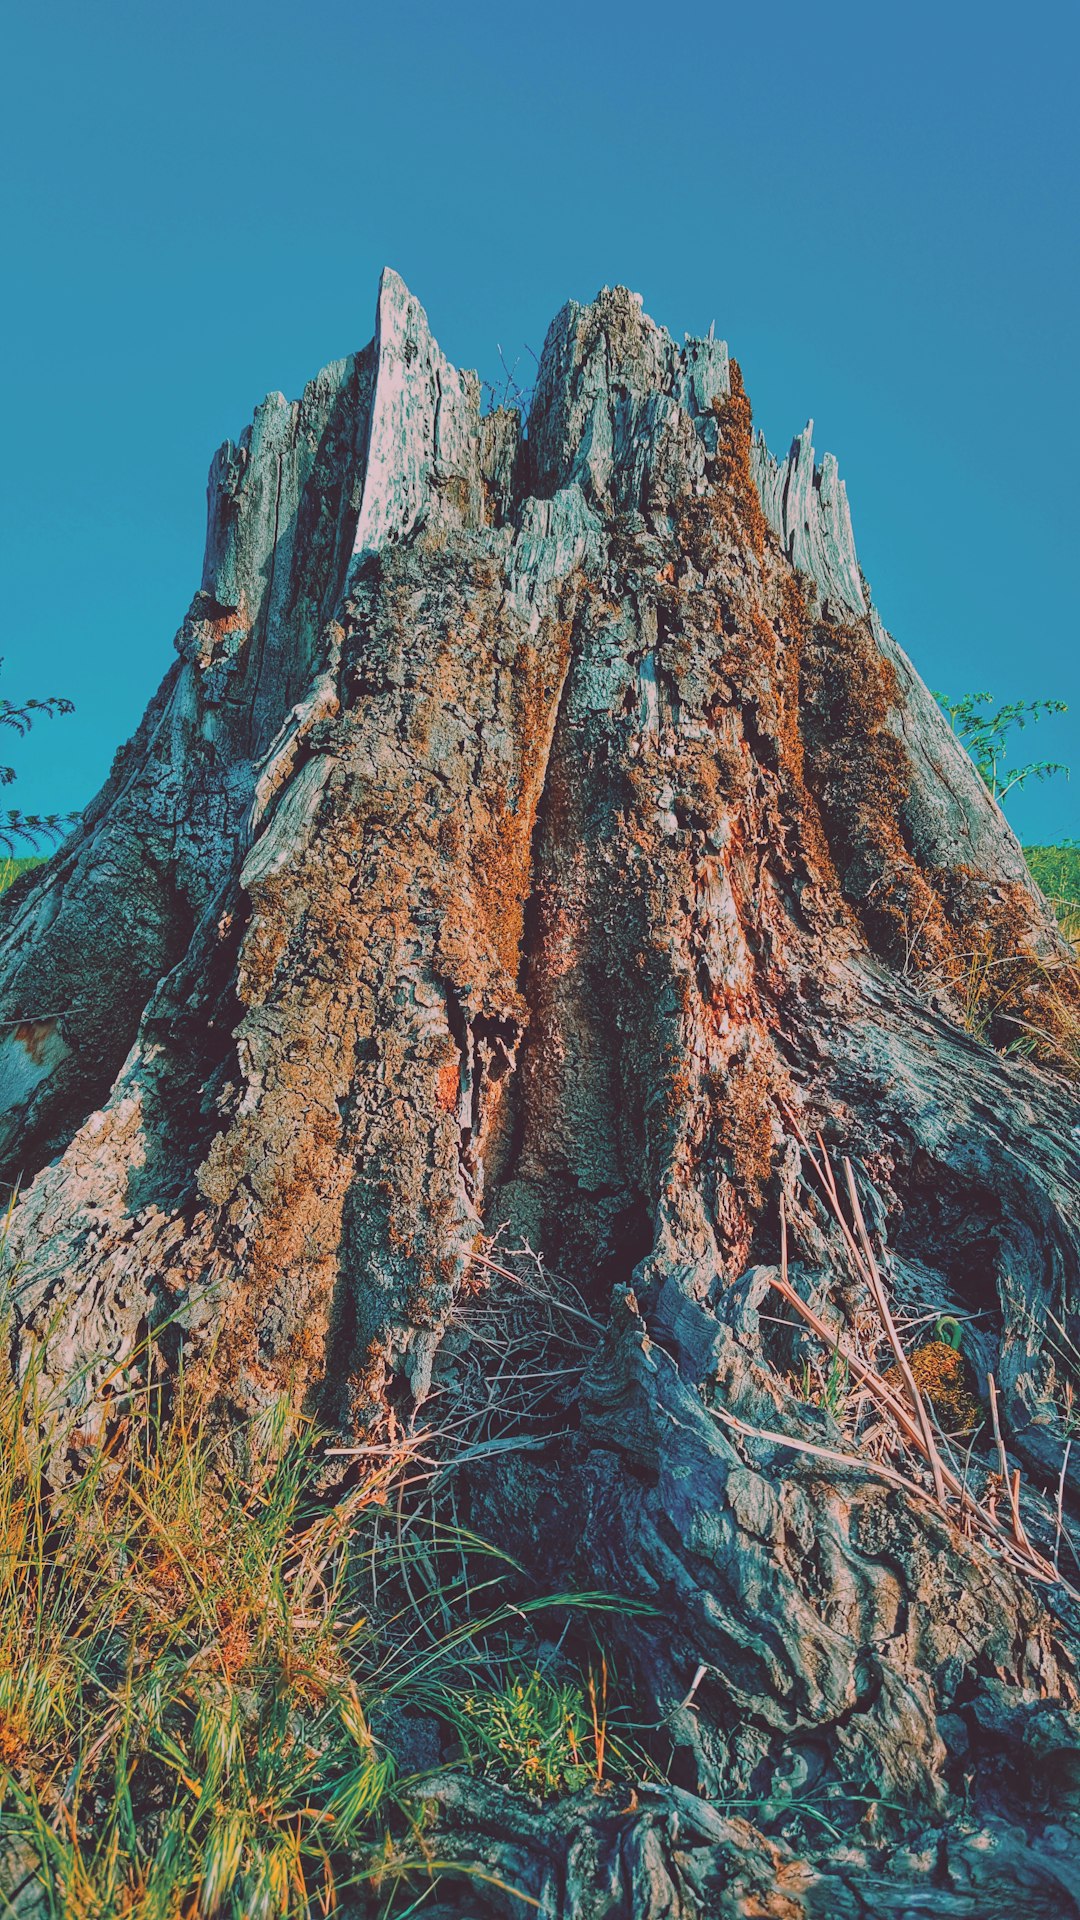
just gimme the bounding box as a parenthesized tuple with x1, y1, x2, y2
(4, 271, 1080, 1913)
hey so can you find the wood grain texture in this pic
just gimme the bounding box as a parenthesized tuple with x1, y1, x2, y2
(3, 271, 1080, 1914)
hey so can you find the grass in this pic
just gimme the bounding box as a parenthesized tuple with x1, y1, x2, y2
(794, 1345, 851, 1425)
(905, 846, 1080, 1074)
(441, 1659, 631, 1801)
(1026, 843, 1080, 950)
(0, 1274, 639, 1918)
(0, 855, 44, 897)
(0, 1347, 401, 1918)
(2, 824, 1074, 1909)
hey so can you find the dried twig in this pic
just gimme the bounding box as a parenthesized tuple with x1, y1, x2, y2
(985, 1373, 1033, 1551)
(842, 1158, 947, 1505)
(711, 1402, 944, 1505)
(776, 1201, 941, 1464)
(465, 1250, 603, 1330)
(1055, 1440, 1072, 1575)
(711, 1403, 1065, 1592)
(770, 1117, 1070, 1595)
(987, 1372, 1010, 1486)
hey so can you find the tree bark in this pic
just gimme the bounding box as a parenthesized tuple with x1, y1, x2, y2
(4, 269, 1080, 1913)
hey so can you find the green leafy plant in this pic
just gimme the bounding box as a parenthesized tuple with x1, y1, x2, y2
(443, 1659, 635, 1800)
(934, 1316, 963, 1351)
(0, 659, 75, 854)
(935, 690, 1068, 806)
(797, 1344, 851, 1422)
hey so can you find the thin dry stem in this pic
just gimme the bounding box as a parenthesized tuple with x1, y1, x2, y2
(842, 1157, 947, 1505)
(771, 1121, 1068, 1595)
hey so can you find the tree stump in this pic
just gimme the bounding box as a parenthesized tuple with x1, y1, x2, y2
(4, 270, 1080, 1913)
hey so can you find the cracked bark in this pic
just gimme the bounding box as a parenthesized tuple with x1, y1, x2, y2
(4, 269, 1080, 1914)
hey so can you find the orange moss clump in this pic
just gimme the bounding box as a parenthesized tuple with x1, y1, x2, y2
(929, 868, 1080, 1074)
(214, 1598, 254, 1679)
(471, 786, 541, 983)
(715, 1064, 778, 1214)
(799, 616, 955, 971)
(710, 362, 768, 563)
(673, 361, 768, 573)
(906, 1340, 981, 1432)
(0, 1704, 30, 1768)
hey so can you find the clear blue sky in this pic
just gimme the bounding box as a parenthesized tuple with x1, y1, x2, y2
(3, 0, 1077, 842)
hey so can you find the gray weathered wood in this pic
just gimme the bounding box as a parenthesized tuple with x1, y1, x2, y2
(4, 271, 1080, 1914)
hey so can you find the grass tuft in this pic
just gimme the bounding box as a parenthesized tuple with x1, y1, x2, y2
(440, 1657, 636, 1801)
(1025, 843, 1080, 952)
(0, 1329, 402, 1917)
(0, 1263, 639, 1917)
(0, 854, 44, 898)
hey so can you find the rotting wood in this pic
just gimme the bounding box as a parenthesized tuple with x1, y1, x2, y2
(3, 270, 1080, 1915)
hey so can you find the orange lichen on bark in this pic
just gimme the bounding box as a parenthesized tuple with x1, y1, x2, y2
(798, 615, 955, 970)
(677, 735, 751, 821)
(13, 1019, 57, 1065)
(470, 788, 536, 983)
(773, 574, 809, 782)
(189, 593, 250, 670)
(715, 1059, 779, 1216)
(236, 874, 294, 1005)
(673, 362, 767, 574)
(440, 617, 572, 995)
(710, 361, 768, 562)
(436, 1054, 461, 1113)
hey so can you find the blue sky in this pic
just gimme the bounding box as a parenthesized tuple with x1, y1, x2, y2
(4, 0, 1077, 841)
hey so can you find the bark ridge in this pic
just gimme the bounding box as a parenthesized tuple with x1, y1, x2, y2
(4, 268, 1080, 1915)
